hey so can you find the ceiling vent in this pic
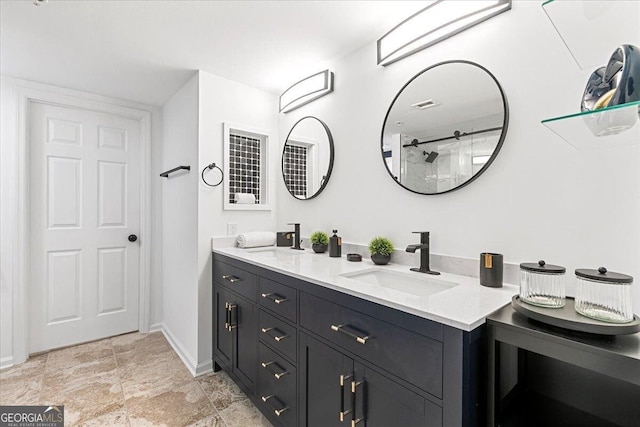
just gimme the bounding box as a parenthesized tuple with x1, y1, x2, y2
(411, 99, 439, 110)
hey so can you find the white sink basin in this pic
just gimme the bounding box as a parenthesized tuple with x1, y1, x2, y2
(340, 268, 458, 298)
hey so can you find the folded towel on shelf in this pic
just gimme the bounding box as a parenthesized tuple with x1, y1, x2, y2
(235, 193, 256, 204)
(237, 231, 276, 248)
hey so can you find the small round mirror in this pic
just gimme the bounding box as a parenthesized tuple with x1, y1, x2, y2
(381, 60, 509, 194)
(282, 116, 334, 200)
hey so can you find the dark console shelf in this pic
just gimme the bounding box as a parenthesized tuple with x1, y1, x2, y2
(497, 389, 619, 427)
(487, 305, 640, 427)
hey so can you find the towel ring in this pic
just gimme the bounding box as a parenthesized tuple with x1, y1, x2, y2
(201, 163, 224, 187)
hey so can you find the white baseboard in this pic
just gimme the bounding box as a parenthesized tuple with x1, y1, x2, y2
(0, 326, 209, 375)
(0, 356, 14, 370)
(195, 359, 213, 377)
(151, 322, 199, 377)
(149, 322, 164, 333)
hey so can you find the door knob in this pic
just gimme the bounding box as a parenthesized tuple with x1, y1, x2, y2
(128, 234, 138, 242)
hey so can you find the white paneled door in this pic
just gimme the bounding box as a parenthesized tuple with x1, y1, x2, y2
(29, 102, 141, 353)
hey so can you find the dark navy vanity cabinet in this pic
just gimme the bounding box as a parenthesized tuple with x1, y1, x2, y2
(213, 253, 486, 427)
(213, 259, 260, 396)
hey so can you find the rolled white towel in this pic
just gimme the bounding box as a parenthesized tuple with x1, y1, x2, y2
(237, 231, 276, 248)
(235, 193, 256, 204)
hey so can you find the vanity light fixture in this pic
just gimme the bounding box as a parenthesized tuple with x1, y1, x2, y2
(377, 0, 512, 66)
(279, 70, 334, 113)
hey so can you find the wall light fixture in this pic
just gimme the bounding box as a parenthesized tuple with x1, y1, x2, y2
(377, 0, 512, 66)
(279, 70, 334, 113)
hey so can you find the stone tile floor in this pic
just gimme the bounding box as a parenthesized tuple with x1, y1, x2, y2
(0, 332, 272, 427)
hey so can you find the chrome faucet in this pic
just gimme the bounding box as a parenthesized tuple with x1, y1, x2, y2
(287, 223, 303, 250)
(406, 231, 440, 275)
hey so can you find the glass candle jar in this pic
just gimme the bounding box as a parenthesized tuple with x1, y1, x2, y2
(519, 260, 566, 308)
(575, 267, 634, 323)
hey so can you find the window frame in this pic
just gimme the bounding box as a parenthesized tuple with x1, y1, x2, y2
(283, 136, 320, 200)
(223, 122, 273, 211)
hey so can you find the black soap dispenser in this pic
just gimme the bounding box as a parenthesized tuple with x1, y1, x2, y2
(329, 230, 342, 258)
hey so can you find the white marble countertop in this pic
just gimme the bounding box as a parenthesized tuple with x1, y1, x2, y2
(212, 246, 519, 331)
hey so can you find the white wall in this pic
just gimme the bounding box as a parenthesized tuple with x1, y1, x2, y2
(159, 70, 277, 374)
(160, 73, 200, 370)
(0, 75, 164, 367)
(276, 1, 640, 309)
(0, 77, 18, 366)
(197, 71, 278, 366)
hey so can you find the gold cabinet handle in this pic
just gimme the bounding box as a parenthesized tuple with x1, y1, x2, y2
(226, 303, 237, 331)
(261, 395, 288, 417)
(339, 374, 353, 421)
(261, 326, 288, 342)
(224, 302, 230, 330)
(222, 275, 242, 283)
(351, 380, 364, 427)
(260, 360, 289, 380)
(275, 407, 289, 417)
(330, 324, 370, 345)
(261, 292, 288, 304)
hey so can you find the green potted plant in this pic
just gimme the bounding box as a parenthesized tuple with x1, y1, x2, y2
(310, 231, 329, 253)
(368, 237, 394, 265)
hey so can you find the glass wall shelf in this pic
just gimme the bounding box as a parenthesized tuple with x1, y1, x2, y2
(542, 101, 640, 150)
(542, 0, 640, 70)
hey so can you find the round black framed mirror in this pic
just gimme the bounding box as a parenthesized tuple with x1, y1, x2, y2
(381, 60, 509, 195)
(282, 116, 334, 200)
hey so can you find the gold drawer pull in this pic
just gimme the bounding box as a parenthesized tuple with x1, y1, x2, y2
(261, 326, 288, 342)
(260, 360, 289, 379)
(222, 275, 241, 283)
(261, 293, 288, 304)
(261, 395, 289, 417)
(330, 324, 370, 345)
(275, 407, 289, 417)
(274, 371, 289, 379)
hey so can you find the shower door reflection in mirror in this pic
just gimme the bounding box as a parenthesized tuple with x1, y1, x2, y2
(282, 116, 334, 200)
(381, 60, 509, 195)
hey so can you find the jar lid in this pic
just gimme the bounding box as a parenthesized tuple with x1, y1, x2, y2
(575, 267, 633, 283)
(520, 260, 566, 273)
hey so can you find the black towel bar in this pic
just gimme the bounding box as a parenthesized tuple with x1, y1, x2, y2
(160, 165, 191, 178)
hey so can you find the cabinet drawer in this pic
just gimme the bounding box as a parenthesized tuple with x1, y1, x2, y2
(258, 376, 296, 427)
(260, 310, 297, 362)
(258, 343, 296, 405)
(214, 260, 258, 302)
(300, 292, 443, 398)
(260, 278, 297, 323)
